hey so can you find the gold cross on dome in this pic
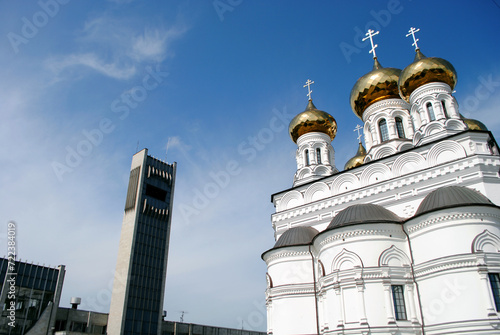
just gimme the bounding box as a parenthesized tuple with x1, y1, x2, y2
(304, 79, 314, 100)
(406, 27, 420, 50)
(362, 29, 380, 59)
(354, 124, 363, 143)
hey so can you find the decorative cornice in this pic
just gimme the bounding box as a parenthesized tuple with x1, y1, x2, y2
(264, 250, 310, 263)
(318, 227, 405, 247)
(318, 266, 412, 288)
(267, 284, 315, 298)
(406, 212, 500, 235)
(272, 153, 499, 224)
(413, 254, 484, 278)
(296, 132, 332, 146)
(363, 98, 410, 121)
(422, 319, 500, 334)
(410, 82, 452, 104)
(273, 131, 495, 204)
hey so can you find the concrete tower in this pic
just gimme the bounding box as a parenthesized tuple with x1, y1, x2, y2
(109, 149, 176, 335)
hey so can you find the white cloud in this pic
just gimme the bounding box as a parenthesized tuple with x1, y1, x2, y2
(166, 136, 191, 155)
(47, 13, 188, 80)
(46, 53, 136, 80)
(130, 27, 186, 63)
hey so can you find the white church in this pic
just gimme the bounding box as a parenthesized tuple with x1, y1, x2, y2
(262, 28, 500, 335)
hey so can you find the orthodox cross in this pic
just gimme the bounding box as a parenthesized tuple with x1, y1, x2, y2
(304, 79, 314, 100)
(362, 29, 380, 59)
(354, 124, 363, 143)
(406, 27, 420, 50)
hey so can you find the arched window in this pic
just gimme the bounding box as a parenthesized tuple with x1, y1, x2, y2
(379, 119, 389, 142)
(316, 148, 321, 164)
(427, 102, 436, 121)
(441, 100, 449, 118)
(395, 117, 405, 138)
(304, 149, 309, 166)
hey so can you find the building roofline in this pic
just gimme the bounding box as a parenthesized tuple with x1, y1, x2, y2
(270, 129, 496, 203)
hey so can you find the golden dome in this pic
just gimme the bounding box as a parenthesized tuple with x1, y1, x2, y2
(461, 115, 488, 131)
(399, 49, 457, 102)
(344, 142, 367, 170)
(350, 58, 402, 119)
(289, 100, 337, 143)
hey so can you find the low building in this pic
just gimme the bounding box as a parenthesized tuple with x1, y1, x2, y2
(54, 300, 108, 335)
(161, 321, 265, 335)
(52, 302, 264, 335)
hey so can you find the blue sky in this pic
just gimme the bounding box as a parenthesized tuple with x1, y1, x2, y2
(1, 0, 500, 331)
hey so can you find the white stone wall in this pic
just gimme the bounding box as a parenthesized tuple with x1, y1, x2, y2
(314, 223, 420, 333)
(272, 131, 500, 241)
(264, 246, 318, 335)
(407, 206, 500, 332)
(264, 203, 500, 334)
(294, 132, 337, 187)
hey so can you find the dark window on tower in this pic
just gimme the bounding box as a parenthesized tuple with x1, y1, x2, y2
(316, 148, 321, 164)
(489, 273, 500, 311)
(391, 285, 407, 320)
(145, 184, 167, 202)
(441, 100, 449, 118)
(379, 119, 389, 142)
(304, 149, 310, 166)
(427, 102, 436, 121)
(395, 117, 405, 139)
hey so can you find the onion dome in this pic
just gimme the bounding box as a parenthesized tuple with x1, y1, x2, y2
(415, 186, 494, 216)
(326, 203, 401, 230)
(350, 58, 402, 119)
(273, 226, 318, 249)
(344, 142, 367, 170)
(289, 100, 337, 143)
(399, 49, 457, 102)
(463, 117, 488, 131)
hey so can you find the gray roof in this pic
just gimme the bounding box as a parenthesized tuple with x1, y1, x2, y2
(273, 226, 319, 249)
(415, 186, 494, 216)
(327, 203, 401, 230)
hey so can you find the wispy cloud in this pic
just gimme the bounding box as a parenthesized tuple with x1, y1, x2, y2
(130, 26, 187, 62)
(46, 53, 136, 80)
(47, 13, 188, 80)
(166, 136, 191, 154)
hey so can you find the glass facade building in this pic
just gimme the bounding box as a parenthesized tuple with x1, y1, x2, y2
(0, 258, 65, 335)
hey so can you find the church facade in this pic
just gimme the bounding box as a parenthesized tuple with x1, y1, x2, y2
(262, 28, 500, 335)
